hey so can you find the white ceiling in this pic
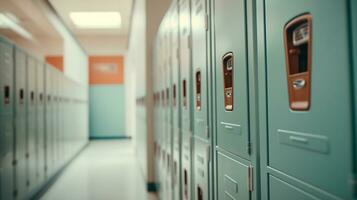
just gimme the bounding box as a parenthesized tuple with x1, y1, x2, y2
(49, 0, 133, 55)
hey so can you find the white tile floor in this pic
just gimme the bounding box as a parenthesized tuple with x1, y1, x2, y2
(40, 140, 158, 200)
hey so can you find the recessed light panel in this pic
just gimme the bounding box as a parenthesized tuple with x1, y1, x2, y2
(69, 12, 121, 29)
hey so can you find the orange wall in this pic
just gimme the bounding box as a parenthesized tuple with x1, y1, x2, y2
(45, 56, 64, 72)
(89, 56, 124, 85)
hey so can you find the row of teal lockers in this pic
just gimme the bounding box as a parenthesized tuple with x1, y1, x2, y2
(146, 0, 357, 200)
(0, 37, 88, 200)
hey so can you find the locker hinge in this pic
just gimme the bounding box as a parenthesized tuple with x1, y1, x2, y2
(247, 142, 252, 155)
(204, 13, 209, 31)
(206, 145, 210, 163)
(188, 35, 192, 49)
(248, 165, 254, 192)
(351, 174, 357, 196)
(205, 126, 209, 138)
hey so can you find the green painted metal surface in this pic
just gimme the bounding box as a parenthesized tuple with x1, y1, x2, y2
(27, 56, 38, 193)
(0, 37, 15, 200)
(179, 0, 194, 200)
(217, 152, 250, 200)
(169, 2, 182, 200)
(36, 62, 46, 190)
(214, 0, 250, 159)
(192, 0, 209, 140)
(14, 47, 28, 199)
(89, 85, 126, 138)
(193, 138, 210, 200)
(265, 0, 353, 199)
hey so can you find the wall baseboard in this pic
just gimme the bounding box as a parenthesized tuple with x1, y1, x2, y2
(89, 135, 131, 140)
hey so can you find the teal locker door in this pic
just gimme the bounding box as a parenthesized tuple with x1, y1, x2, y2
(52, 71, 59, 172)
(26, 57, 37, 194)
(192, 0, 209, 140)
(170, 2, 181, 200)
(179, 0, 192, 133)
(57, 74, 63, 168)
(160, 89, 166, 171)
(214, 0, 250, 159)
(0, 38, 14, 200)
(217, 153, 250, 200)
(179, 0, 193, 199)
(265, 0, 354, 199)
(193, 139, 210, 200)
(36, 63, 45, 187)
(14, 48, 28, 200)
(45, 65, 53, 178)
(269, 175, 322, 200)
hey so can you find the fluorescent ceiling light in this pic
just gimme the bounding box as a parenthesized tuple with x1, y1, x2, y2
(69, 12, 121, 29)
(0, 13, 33, 40)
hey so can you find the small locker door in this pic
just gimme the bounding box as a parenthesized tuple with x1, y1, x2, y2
(214, 0, 250, 159)
(192, 0, 209, 140)
(0, 38, 14, 200)
(265, 0, 354, 199)
(217, 153, 251, 200)
(170, 2, 181, 200)
(45, 65, 53, 178)
(193, 140, 210, 200)
(26, 56, 38, 193)
(36, 62, 45, 187)
(179, 0, 193, 199)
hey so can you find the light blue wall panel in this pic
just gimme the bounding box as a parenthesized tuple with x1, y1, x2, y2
(89, 85, 125, 138)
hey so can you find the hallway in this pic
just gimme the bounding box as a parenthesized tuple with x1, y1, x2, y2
(40, 140, 157, 200)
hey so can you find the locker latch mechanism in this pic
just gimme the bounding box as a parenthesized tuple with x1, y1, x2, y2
(222, 52, 233, 111)
(4, 85, 10, 104)
(196, 70, 201, 110)
(284, 14, 312, 111)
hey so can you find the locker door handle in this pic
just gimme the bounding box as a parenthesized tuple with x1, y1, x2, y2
(289, 135, 308, 144)
(292, 79, 305, 89)
(224, 125, 233, 130)
(195, 70, 201, 110)
(19, 89, 24, 104)
(31, 91, 35, 103)
(284, 14, 312, 110)
(222, 53, 234, 111)
(4, 86, 10, 104)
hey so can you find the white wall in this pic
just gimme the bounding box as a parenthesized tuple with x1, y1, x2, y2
(125, 0, 170, 184)
(125, 0, 147, 178)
